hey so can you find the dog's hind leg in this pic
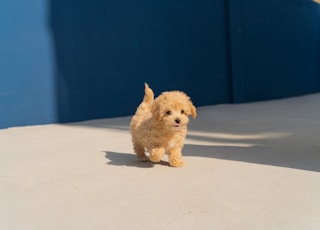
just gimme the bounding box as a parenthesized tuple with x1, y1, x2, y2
(133, 143, 148, 162)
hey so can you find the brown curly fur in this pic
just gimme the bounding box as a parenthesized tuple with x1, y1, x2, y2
(130, 83, 196, 167)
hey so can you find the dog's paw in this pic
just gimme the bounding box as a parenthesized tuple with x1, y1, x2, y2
(149, 154, 162, 163)
(138, 155, 149, 162)
(169, 160, 185, 167)
(149, 148, 165, 162)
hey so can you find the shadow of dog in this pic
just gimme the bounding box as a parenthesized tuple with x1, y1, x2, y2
(104, 151, 169, 168)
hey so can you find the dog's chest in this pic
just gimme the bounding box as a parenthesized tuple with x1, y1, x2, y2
(168, 139, 176, 149)
(165, 132, 185, 149)
(167, 135, 181, 149)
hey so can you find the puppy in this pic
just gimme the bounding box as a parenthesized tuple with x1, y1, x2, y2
(130, 83, 196, 167)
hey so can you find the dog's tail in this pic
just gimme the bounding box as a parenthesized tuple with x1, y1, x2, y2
(133, 83, 154, 116)
(143, 83, 154, 104)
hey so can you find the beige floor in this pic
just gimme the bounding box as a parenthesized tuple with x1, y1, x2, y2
(1, 94, 320, 230)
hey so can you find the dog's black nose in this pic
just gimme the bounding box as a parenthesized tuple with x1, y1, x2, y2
(175, 118, 180, 124)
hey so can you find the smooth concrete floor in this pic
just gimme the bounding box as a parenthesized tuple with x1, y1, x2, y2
(1, 94, 320, 230)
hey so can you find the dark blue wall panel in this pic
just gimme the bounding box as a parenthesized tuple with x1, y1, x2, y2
(229, 0, 320, 102)
(50, 0, 230, 122)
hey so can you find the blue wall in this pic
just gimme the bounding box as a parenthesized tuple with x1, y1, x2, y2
(0, 0, 56, 128)
(0, 0, 320, 128)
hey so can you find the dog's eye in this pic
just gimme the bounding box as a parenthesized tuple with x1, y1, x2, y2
(166, 110, 172, 115)
(181, 110, 185, 114)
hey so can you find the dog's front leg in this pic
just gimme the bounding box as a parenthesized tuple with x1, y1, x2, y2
(149, 147, 165, 163)
(168, 147, 184, 167)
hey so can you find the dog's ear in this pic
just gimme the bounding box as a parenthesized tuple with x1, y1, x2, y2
(189, 101, 197, 119)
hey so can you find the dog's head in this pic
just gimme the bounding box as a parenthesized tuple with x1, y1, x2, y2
(151, 91, 196, 129)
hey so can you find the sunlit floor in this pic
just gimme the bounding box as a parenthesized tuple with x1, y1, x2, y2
(1, 93, 320, 230)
